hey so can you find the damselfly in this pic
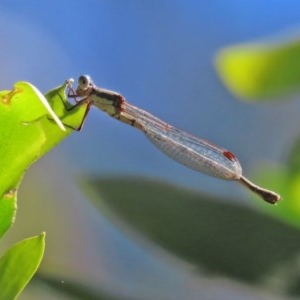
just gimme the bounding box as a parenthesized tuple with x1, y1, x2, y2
(64, 75, 280, 204)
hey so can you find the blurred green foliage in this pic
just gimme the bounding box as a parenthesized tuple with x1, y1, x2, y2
(215, 38, 300, 100)
(83, 177, 300, 287)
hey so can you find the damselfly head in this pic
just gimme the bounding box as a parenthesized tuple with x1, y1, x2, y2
(76, 75, 94, 96)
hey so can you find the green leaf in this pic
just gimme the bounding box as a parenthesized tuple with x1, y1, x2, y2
(251, 164, 300, 230)
(0, 190, 16, 240)
(0, 233, 45, 299)
(0, 80, 87, 237)
(215, 38, 300, 100)
(0, 80, 86, 298)
(247, 132, 300, 230)
(81, 176, 300, 287)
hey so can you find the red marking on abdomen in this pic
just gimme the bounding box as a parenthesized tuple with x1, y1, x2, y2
(223, 151, 237, 161)
(117, 95, 126, 113)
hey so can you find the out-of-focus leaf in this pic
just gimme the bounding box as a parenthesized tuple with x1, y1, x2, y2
(286, 134, 300, 175)
(0, 233, 45, 299)
(215, 38, 300, 100)
(248, 131, 300, 230)
(81, 176, 300, 292)
(36, 274, 130, 300)
(0, 80, 87, 237)
(251, 164, 300, 230)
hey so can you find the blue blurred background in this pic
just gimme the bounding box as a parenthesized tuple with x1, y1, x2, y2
(1, 1, 300, 299)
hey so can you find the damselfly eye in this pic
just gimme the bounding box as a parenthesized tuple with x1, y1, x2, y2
(78, 75, 93, 89)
